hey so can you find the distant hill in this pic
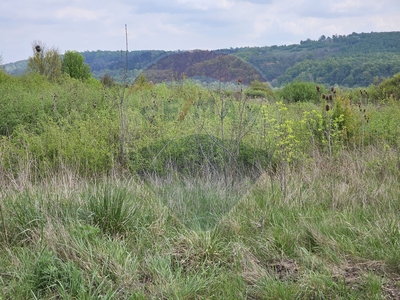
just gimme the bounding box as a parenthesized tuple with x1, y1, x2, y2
(3, 31, 400, 87)
(140, 50, 266, 85)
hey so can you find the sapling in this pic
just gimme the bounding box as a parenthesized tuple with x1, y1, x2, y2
(263, 101, 299, 199)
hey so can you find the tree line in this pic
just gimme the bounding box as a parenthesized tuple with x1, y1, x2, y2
(3, 31, 400, 88)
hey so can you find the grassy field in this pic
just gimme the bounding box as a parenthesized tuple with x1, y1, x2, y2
(1, 72, 400, 298)
(1, 146, 400, 299)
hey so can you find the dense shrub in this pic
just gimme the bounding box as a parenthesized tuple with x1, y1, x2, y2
(278, 81, 322, 103)
(131, 134, 270, 177)
(244, 80, 275, 99)
(370, 72, 400, 101)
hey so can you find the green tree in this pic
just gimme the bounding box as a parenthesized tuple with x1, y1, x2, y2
(62, 50, 91, 80)
(27, 41, 62, 81)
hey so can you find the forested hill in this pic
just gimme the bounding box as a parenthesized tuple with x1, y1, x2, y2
(234, 31, 400, 87)
(3, 31, 400, 87)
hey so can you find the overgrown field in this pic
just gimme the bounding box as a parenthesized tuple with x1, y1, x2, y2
(1, 71, 400, 299)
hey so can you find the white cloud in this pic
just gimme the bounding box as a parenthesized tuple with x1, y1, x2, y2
(176, 0, 234, 10)
(1, 0, 399, 64)
(55, 7, 109, 22)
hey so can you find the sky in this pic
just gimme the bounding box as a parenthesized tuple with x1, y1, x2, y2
(1, 0, 399, 64)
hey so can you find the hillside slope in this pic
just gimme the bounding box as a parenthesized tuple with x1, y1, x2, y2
(3, 31, 400, 87)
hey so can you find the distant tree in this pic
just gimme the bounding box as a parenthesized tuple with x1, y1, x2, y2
(62, 50, 91, 80)
(100, 73, 116, 88)
(27, 41, 62, 81)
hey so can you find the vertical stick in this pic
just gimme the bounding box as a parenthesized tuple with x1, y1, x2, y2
(125, 24, 129, 76)
(119, 25, 128, 166)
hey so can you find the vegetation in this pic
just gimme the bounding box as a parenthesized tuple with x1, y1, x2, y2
(140, 50, 266, 85)
(62, 51, 92, 81)
(1, 64, 400, 298)
(4, 31, 400, 88)
(27, 41, 62, 81)
(277, 81, 322, 103)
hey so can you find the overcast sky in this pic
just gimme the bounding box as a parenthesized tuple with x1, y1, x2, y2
(1, 0, 399, 64)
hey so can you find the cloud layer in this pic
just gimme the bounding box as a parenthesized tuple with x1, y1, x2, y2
(1, 0, 399, 64)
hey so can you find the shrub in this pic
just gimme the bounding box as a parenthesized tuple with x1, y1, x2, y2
(330, 94, 358, 142)
(278, 81, 321, 103)
(371, 72, 400, 101)
(245, 80, 275, 99)
(131, 134, 270, 177)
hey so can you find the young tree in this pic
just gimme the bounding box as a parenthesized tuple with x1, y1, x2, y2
(27, 41, 62, 81)
(62, 51, 91, 80)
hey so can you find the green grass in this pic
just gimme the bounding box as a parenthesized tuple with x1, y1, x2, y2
(0, 145, 400, 299)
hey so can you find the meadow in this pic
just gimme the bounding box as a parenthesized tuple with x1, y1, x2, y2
(1, 71, 400, 299)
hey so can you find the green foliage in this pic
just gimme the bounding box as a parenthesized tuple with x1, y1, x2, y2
(132, 73, 153, 90)
(32, 250, 83, 297)
(0, 72, 398, 182)
(330, 94, 358, 142)
(278, 53, 400, 87)
(0, 75, 119, 176)
(62, 50, 91, 80)
(371, 72, 400, 101)
(278, 81, 320, 103)
(0, 73, 52, 136)
(301, 108, 325, 147)
(131, 134, 270, 177)
(301, 93, 358, 150)
(264, 101, 300, 163)
(6, 32, 400, 87)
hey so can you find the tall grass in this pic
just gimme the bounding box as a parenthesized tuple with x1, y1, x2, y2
(148, 173, 249, 230)
(0, 144, 400, 298)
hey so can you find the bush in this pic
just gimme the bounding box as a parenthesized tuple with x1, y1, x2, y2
(371, 72, 400, 102)
(245, 80, 275, 99)
(278, 81, 321, 103)
(131, 134, 270, 177)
